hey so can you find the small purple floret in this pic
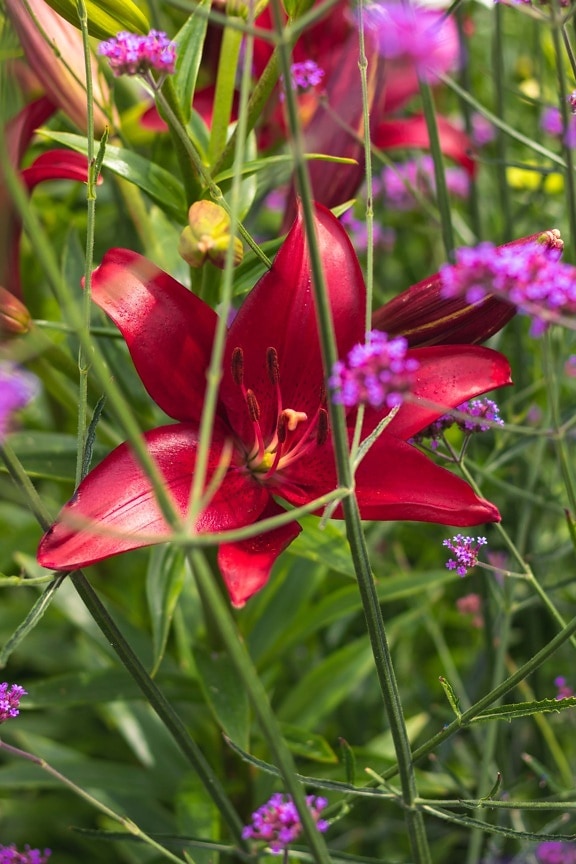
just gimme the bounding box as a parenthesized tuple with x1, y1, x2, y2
(411, 397, 503, 448)
(98, 30, 177, 78)
(0, 846, 51, 864)
(242, 793, 328, 853)
(0, 682, 27, 723)
(536, 841, 576, 864)
(381, 156, 470, 210)
(443, 535, 487, 577)
(330, 330, 419, 409)
(0, 363, 38, 442)
(290, 60, 325, 91)
(440, 241, 576, 336)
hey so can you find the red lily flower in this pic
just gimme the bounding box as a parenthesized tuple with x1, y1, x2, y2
(37, 204, 511, 607)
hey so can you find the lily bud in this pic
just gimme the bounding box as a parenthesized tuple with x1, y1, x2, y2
(0, 287, 31, 336)
(372, 230, 563, 347)
(5, 0, 110, 135)
(178, 201, 243, 270)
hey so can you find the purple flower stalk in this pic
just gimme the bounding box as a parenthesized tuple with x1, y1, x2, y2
(443, 534, 487, 577)
(329, 330, 419, 409)
(98, 30, 177, 78)
(0, 847, 51, 864)
(242, 793, 328, 854)
(536, 841, 576, 864)
(0, 363, 38, 442)
(363, 1, 459, 82)
(411, 397, 503, 448)
(0, 682, 27, 723)
(440, 241, 576, 336)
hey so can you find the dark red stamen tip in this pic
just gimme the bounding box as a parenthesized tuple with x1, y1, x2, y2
(246, 389, 260, 422)
(316, 408, 329, 445)
(266, 347, 280, 385)
(277, 411, 288, 444)
(232, 347, 244, 386)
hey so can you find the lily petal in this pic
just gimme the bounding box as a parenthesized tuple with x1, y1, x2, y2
(21, 150, 95, 189)
(373, 116, 476, 176)
(220, 203, 365, 443)
(91, 250, 218, 423)
(218, 500, 302, 607)
(355, 436, 500, 524)
(381, 345, 512, 441)
(37, 424, 269, 571)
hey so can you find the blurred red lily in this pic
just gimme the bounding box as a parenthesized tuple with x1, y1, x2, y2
(38, 204, 511, 606)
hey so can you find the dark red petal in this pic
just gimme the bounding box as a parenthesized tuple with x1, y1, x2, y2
(217, 500, 302, 607)
(22, 150, 97, 189)
(220, 203, 365, 445)
(5, 96, 55, 166)
(91, 250, 218, 422)
(354, 436, 500, 524)
(373, 116, 476, 176)
(37, 424, 269, 571)
(381, 345, 512, 441)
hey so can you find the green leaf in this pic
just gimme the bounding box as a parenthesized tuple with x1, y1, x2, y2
(339, 738, 357, 785)
(471, 697, 576, 723)
(38, 131, 187, 222)
(193, 645, 250, 749)
(0, 432, 107, 482)
(439, 676, 462, 719)
(147, 547, 187, 676)
(0, 576, 65, 668)
(174, 0, 211, 124)
(44, 0, 149, 40)
(279, 724, 338, 764)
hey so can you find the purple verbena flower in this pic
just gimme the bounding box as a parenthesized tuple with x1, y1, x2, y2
(456, 593, 483, 628)
(381, 157, 470, 210)
(440, 241, 576, 336)
(554, 676, 575, 700)
(565, 355, 576, 377)
(340, 210, 396, 252)
(242, 793, 328, 854)
(411, 397, 503, 447)
(536, 841, 576, 864)
(443, 534, 487, 577)
(0, 682, 27, 723)
(290, 60, 325, 91)
(0, 363, 38, 442)
(98, 30, 177, 78)
(0, 847, 51, 864)
(329, 330, 419, 409)
(363, 1, 459, 82)
(541, 106, 576, 148)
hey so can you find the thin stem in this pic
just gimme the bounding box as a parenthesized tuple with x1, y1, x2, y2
(418, 77, 455, 260)
(492, 5, 513, 239)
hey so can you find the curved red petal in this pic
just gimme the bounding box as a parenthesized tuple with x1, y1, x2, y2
(218, 500, 302, 607)
(373, 116, 476, 176)
(220, 203, 366, 446)
(22, 150, 96, 189)
(354, 436, 499, 524)
(91, 250, 218, 422)
(381, 345, 512, 441)
(37, 424, 269, 571)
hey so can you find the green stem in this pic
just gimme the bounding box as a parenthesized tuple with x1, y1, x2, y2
(190, 550, 332, 864)
(208, 22, 244, 165)
(418, 78, 455, 260)
(272, 1, 431, 860)
(0, 739, 194, 864)
(492, 5, 513, 239)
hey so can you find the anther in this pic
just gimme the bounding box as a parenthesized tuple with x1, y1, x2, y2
(282, 408, 308, 431)
(316, 408, 329, 445)
(246, 389, 260, 422)
(266, 347, 280, 385)
(231, 347, 244, 386)
(277, 412, 288, 444)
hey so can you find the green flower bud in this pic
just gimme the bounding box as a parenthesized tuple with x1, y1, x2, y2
(179, 201, 243, 270)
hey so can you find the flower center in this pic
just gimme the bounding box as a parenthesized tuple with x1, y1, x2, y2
(231, 346, 328, 480)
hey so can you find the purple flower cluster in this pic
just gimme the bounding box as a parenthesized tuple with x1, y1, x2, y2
(0, 846, 50, 864)
(0, 682, 27, 723)
(380, 156, 470, 210)
(330, 330, 419, 409)
(554, 676, 575, 700)
(443, 534, 487, 577)
(242, 793, 328, 853)
(290, 60, 325, 92)
(98, 30, 177, 78)
(363, 1, 459, 82)
(340, 210, 396, 252)
(541, 106, 576, 148)
(0, 363, 38, 442)
(440, 241, 576, 336)
(536, 841, 576, 864)
(411, 397, 503, 448)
